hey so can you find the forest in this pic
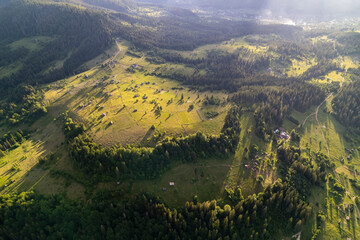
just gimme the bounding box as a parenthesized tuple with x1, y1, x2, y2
(333, 68, 360, 131)
(0, 180, 310, 240)
(0, 85, 46, 125)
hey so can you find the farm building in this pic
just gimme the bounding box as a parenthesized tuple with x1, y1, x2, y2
(169, 182, 175, 186)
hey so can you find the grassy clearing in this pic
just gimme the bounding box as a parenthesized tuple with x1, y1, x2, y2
(9, 36, 55, 51)
(130, 158, 232, 208)
(286, 58, 317, 77)
(313, 71, 344, 85)
(44, 41, 228, 146)
(0, 63, 22, 78)
(342, 56, 359, 70)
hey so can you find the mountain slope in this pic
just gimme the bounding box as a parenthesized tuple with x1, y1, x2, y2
(0, 0, 113, 91)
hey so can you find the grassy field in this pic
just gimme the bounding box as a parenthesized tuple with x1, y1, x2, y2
(288, 96, 360, 239)
(0, 112, 85, 199)
(131, 157, 233, 208)
(44, 40, 229, 146)
(286, 58, 317, 77)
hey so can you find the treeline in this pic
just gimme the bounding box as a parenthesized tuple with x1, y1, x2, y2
(231, 84, 325, 138)
(332, 69, 360, 131)
(0, 129, 29, 157)
(64, 107, 241, 179)
(148, 48, 270, 89)
(0, 180, 311, 239)
(0, 85, 47, 125)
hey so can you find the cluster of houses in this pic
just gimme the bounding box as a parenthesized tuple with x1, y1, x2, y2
(274, 127, 290, 141)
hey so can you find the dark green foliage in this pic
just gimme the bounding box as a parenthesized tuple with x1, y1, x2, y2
(0, 180, 310, 240)
(0, 129, 29, 153)
(225, 186, 244, 204)
(332, 70, 360, 131)
(120, 17, 300, 51)
(332, 31, 360, 55)
(61, 113, 86, 142)
(0, 0, 113, 90)
(290, 129, 300, 142)
(148, 48, 270, 90)
(203, 110, 219, 119)
(232, 84, 325, 139)
(203, 95, 222, 106)
(249, 144, 259, 159)
(278, 147, 327, 196)
(0, 85, 46, 125)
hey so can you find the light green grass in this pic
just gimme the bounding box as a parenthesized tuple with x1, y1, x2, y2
(9, 36, 55, 51)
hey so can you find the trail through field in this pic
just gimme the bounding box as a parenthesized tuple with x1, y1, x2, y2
(196, 109, 205, 121)
(301, 91, 360, 222)
(119, 95, 139, 126)
(314, 92, 360, 222)
(315, 93, 332, 156)
(301, 113, 315, 127)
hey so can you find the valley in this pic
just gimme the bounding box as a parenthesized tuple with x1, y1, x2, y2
(0, 0, 360, 239)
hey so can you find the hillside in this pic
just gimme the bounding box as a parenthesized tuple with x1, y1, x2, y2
(0, 0, 113, 92)
(0, 2, 360, 240)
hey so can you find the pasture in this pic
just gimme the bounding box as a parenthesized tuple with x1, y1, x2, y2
(44, 41, 229, 146)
